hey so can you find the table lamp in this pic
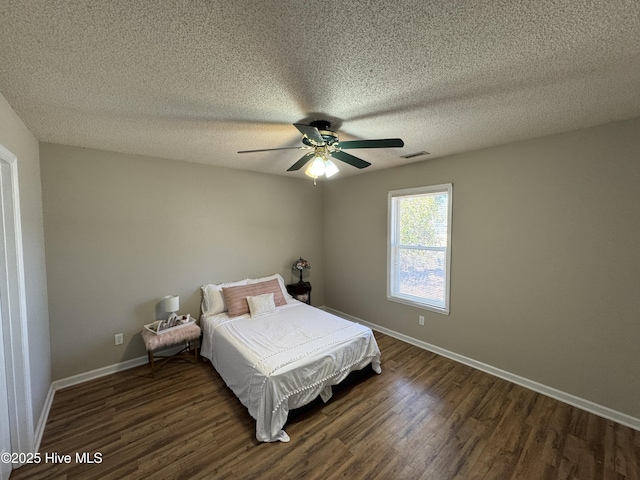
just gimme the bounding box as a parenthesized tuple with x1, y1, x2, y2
(292, 257, 311, 284)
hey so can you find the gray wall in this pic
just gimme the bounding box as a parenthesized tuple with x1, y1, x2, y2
(0, 93, 52, 430)
(40, 144, 324, 380)
(323, 117, 640, 419)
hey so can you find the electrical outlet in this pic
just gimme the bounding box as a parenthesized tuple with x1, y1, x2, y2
(114, 333, 123, 345)
(418, 315, 425, 326)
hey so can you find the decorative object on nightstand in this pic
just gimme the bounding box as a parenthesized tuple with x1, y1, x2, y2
(286, 281, 312, 305)
(292, 257, 311, 284)
(145, 314, 194, 334)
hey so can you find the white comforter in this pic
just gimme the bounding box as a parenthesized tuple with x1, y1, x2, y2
(200, 302, 381, 442)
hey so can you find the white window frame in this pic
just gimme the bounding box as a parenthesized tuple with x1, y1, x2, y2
(387, 183, 452, 315)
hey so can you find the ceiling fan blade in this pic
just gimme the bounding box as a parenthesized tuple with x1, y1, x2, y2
(238, 146, 309, 154)
(287, 153, 315, 171)
(331, 150, 371, 169)
(293, 123, 326, 146)
(338, 138, 404, 149)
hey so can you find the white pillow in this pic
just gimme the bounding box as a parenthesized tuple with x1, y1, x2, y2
(201, 278, 248, 314)
(247, 273, 293, 301)
(246, 293, 276, 318)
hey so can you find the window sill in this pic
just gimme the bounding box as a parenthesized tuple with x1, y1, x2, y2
(387, 294, 450, 315)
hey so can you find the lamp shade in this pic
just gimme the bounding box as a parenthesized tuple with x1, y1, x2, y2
(304, 163, 318, 179)
(309, 156, 326, 177)
(164, 295, 179, 313)
(292, 257, 311, 272)
(324, 159, 339, 178)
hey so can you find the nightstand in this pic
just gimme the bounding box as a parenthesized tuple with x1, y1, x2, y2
(141, 322, 200, 378)
(287, 282, 312, 305)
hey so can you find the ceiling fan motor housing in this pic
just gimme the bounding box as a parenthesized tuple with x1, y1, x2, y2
(301, 120, 339, 146)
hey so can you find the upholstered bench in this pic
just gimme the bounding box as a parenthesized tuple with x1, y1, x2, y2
(140, 324, 201, 377)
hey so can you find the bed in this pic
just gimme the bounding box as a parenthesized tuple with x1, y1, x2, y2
(199, 274, 382, 442)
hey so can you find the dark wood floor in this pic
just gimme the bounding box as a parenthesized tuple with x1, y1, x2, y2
(11, 332, 640, 479)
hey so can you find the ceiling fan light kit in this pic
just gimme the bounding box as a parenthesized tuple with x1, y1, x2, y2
(305, 155, 339, 183)
(238, 119, 404, 183)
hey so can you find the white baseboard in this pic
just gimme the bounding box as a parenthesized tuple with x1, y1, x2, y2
(33, 384, 56, 452)
(322, 306, 640, 432)
(51, 355, 149, 391)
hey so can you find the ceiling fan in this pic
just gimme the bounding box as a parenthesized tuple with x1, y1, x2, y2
(238, 120, 404, 182)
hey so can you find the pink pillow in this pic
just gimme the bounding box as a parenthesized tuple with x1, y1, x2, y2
(222, 279, 287, 317)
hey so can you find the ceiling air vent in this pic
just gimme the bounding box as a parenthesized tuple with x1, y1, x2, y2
(400, 151, 430, 159)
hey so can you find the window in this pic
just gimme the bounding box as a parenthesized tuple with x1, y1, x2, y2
(387, 184, 452, 314)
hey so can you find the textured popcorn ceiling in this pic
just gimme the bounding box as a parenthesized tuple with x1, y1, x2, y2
(1, 0, 639, 178)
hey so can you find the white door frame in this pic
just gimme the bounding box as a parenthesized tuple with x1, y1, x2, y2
(0, 143, 34, 466)
(0, 301, 11, 480)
